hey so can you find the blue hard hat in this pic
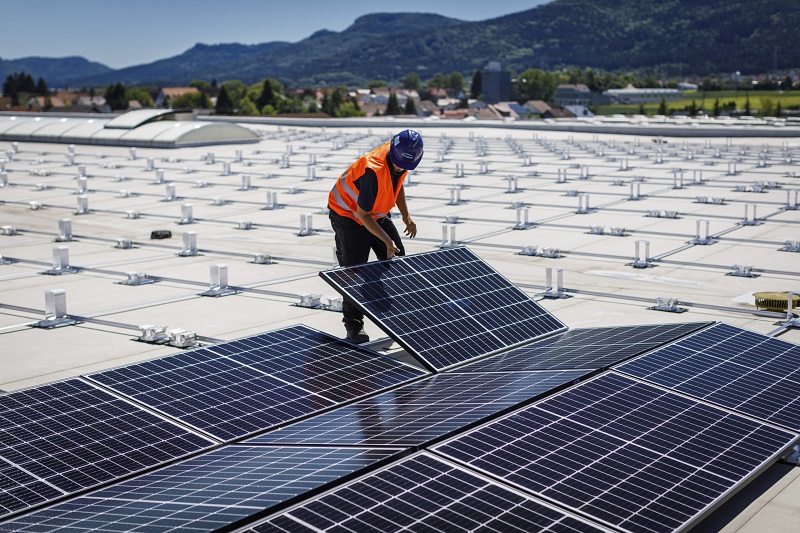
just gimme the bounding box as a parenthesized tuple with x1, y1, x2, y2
(389, 129, 424, 170)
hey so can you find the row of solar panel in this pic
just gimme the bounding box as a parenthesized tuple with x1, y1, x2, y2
(0, 325, 428, 520)
(7, 318, 792, 531)
(250, 322, 710, 448)
(0, 326, 641, 523)
(0, 321, 711, 524)
(3, 247, 800, 531)
(250, 249, 800, 532)
(253, 368, 797, 533)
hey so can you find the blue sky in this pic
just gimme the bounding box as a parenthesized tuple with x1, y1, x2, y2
(1, 1, 548, 69)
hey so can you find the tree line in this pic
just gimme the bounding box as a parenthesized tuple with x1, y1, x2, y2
(6, 66, 798, 116)
(210, 79, 363, 117)
(3, 72, 49, 106)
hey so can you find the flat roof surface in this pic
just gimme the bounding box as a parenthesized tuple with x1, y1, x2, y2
(1, 120, 798, 531)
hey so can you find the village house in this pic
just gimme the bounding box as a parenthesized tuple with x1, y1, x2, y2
(155, 87, 199, 108)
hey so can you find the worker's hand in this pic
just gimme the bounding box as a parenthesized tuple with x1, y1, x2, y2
(386, 242, 401, 259)
(402, 216, 417, 238)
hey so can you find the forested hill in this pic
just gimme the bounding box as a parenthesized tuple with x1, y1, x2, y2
(6, 0, 799, 88)
(0, 56, 112, 87)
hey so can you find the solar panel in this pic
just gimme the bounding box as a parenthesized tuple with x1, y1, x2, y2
(209, 325, 427, 403)
(0, 379, 214, 519)
(251, 453, 608, 532)
(615, 322, 800, 432)
(434, 372, 797, 533)
(88, 325, 425, 441)
(1, 445, 404, 532)
(320, 247, 567, 371)
(248, 370, 589, 447)
(0, 462, 63, 518)
(455, 322, 712, 373)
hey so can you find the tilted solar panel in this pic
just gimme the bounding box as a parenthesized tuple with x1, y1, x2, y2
(87, 325, 426, 441)
(455, 322, 712, 373)
(320, 247, 567, 371)
(250, 453, 609, 533)
(615, 322, 800, 432)
(248, 370, 589, 447)
(0, 445, 404, 532)
(434, 372, 797, 533)
(0, 379, 214, 519)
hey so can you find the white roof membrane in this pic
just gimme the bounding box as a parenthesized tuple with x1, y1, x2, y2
(0, 111, 259, 148)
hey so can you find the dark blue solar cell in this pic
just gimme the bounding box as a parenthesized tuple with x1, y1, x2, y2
(249, 370, 588, 447)
(90, 351, 334, 442)
(0, 499, 248, 532)
(434, 372, 797, 533)
(320, 247, 567, 371)
(616, 322, 800, 432)
(88, 325, 425, 441)
(0, 463, 63, 517)
(0, 379, 214, 520)
(457, 322, 712, 372)
(255, 453, 606, 532)
(1, 446, 404, 532)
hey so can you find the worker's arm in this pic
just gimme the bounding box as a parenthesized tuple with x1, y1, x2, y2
(395, 187, 417, 238)
(356, 206, 401, 259)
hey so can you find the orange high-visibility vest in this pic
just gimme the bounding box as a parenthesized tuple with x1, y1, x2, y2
(328, 142, 406, 224)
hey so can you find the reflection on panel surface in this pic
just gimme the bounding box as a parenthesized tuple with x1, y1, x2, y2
(0, 446, 404, 532)
(88, 325, 425, 441)
(251, 369, 588, 447)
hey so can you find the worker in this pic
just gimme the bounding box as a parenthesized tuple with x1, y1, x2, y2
(328, 129, 424, 343)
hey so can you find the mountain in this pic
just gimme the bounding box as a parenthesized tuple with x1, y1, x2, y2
(6, 0, 799, 88)
(0, 56, 112, 87)
(75, 12, 466, 87)
(82, 42, 294, 87)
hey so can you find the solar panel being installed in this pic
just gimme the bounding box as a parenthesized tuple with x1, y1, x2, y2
(250, 453, 609, 532)
(87, 325, 426, 441)
(320, 247, 567, 371)
(454, 322, 712, 373)
(615, 322, 800, 432)
(434, 372, 798, 533)
(0, 379, 214, 519)
(0, 445, 405, 532)
(249, 369, 589, 447)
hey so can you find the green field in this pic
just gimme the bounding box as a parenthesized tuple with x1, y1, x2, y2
(593, 90, 800, 116)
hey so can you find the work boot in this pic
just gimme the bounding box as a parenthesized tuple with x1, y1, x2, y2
(344, 318, 370, 344)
